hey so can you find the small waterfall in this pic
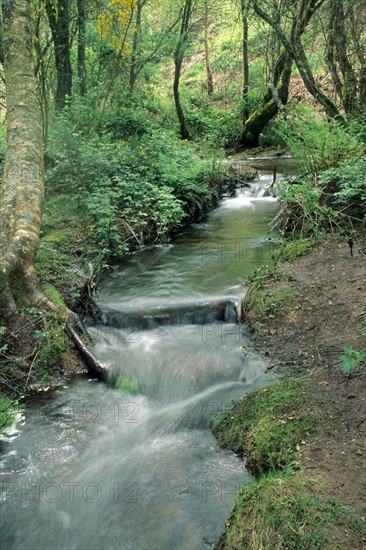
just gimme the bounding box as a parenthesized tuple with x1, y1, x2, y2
(100, 297, 244, 330)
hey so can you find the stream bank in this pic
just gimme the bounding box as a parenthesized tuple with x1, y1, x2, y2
(212, 235, 366, 549)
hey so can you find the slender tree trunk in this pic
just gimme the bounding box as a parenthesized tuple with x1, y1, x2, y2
(330, 0, 358, 114)
(129, 0, 143, 93)
(359, 67, 366, 108)
(173, 55, 190, 140)
(241, 0, 250, 122)
(204, 0, 213, 95)
(45, 0, 72, 110)
(0, 0, 47, 317)
(252, 0, 343, 121)
(77, 0, 87, 96)
(349, 3, 366, 107)
(173, 1, 192, 140)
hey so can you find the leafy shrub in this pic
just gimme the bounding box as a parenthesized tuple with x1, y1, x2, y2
(318, 159, 366, 220)
(278, 107, 364, 175)
(45, 103, 223, 261)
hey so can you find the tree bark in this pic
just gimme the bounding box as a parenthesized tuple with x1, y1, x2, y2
(77, 0, 87, 96)
(204, 0, 213, 95)
(129, 0, 144, 93)
(330, 0, 358, 114)
(0, 0, 46, 317)
(348, 1, 366, 108)
(173, 1, 192, 140)
(241, 0, 250, 122)
(45, 0, 72, 111)
(253, 0, 343, 121)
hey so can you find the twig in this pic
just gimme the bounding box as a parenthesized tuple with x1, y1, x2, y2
(24, 351, 40, 390)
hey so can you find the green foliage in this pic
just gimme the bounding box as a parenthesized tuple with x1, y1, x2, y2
(0, 326, 8, 354)
(181, 93, 242, 149)
(274, 155, 365, 237)
(278, 107, 364, 175)
(245, 265, 282, 289)
(0, 394, 16, 433)
(211, 380, 324, 475)
(318, 159, 366, 221)
(32, 312, 67, 377)
(340, 346, 366, 375)
(45, 102, 222, 262)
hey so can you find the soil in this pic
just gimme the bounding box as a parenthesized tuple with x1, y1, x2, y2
(246, 236, 366, 516)
(0, 311, 87, 397)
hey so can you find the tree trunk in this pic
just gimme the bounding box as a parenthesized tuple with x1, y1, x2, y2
(330, 0, 358, 114)
(0, 0, 46, 317)
(45, 0, 73, 111)
(204, 0, 213, 95)
(239, 50, 292, 148)
(241, 0, 249, 122)
(173, 55, 190, 140)
(253, 0, 343, 121)
(173, 1, 192, 140)
(240, 99, 278, 147)
(129, 0, 143, 93)
(77, 0, 87, 96)
(349, 2, 366, 107)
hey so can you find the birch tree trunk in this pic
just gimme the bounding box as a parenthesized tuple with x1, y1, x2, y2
(0, 0, 46, 317)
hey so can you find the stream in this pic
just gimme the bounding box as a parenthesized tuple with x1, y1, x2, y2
(0, 163, 283, 550)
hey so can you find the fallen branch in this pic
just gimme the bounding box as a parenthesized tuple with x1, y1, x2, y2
(67, 311, 107, 381)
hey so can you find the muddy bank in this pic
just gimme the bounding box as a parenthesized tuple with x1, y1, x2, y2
(212, 236, 366, 548)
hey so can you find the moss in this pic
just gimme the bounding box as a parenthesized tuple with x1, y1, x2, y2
(212, 382, 364, 548)
(211, 380, 327, 475)
(218, 471, 365, 550)
(273, 238, 316, 263)
(41, 283, 66, 308)
(240, 99, 278, 148)
(114, 375, 139, 394)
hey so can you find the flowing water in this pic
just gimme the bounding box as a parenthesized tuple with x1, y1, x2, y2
(0, 166, 282, 550)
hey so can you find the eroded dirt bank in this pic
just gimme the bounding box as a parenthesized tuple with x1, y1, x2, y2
(248, 238, 366, 513)
(213, 236, 366, 549)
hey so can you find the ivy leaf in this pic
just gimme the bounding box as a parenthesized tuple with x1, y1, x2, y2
(340, 354, 356, 374)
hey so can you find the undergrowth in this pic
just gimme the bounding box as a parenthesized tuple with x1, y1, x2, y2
(218, 471, 365, 550)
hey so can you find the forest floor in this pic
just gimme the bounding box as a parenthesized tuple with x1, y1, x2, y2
(247, 237, 366, 514)
(213, 233, 366, 548)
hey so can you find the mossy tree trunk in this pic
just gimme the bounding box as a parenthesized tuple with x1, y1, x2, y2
(0, 0, 46, 317)
(239, 53, 292, 148)
(173, 0, 192, 140)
